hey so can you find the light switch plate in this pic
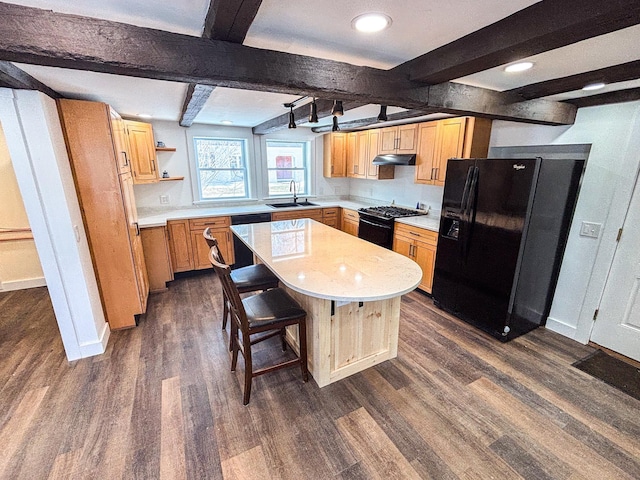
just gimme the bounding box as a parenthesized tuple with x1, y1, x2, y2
(580, 221, 601, 238)
(159, 195, 169, 205)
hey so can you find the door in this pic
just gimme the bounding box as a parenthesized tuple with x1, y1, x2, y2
(125, 120, 158, 183)
(590, 171, 640, 362)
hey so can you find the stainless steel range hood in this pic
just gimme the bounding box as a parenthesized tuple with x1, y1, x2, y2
(372, 154, 416, 165)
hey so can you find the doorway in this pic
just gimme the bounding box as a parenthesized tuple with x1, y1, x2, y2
(589, 166, 640, 362)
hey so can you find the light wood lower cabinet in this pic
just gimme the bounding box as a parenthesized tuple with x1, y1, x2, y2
(141, 226, 173, 292)
(321, 208, 340, 229)
(393, 223, 438, 293)
(167, 216, 233, 273)
(341, 208, 359, 236)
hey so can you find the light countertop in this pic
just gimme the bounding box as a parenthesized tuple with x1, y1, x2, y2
(138, 198, 441, 234)
(137, 199, 375, 228)
(231, 219, 423, 302)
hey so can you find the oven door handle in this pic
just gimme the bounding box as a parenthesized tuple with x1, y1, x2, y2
(359, 217, 393, 230)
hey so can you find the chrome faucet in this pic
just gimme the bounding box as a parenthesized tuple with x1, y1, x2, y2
(289, 180, 298, 203)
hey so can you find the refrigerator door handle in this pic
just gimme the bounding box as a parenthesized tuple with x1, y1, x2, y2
(464, 166, 480, 221)
(460, 166, 474, 212)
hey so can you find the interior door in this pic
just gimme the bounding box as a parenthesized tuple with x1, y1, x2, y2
(590, 171, 640, 362)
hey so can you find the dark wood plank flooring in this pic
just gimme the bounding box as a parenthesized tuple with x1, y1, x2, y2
(1, 274, 639, 479)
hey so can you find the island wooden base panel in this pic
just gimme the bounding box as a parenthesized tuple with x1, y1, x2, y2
(2, 276, 640, 479)
(282, 287, 400, 388)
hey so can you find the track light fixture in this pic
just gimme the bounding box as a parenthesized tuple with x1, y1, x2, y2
(332, 115, 340, 132)
(309, 98, 319, 123)
(331, 100, 344, 117)
(377, 105, 388, 122)
(288, 105, 297, 129)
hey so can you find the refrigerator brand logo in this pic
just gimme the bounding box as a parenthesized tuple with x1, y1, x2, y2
(513, 164, 526, 170)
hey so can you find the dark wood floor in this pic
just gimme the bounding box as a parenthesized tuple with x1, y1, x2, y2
(2, 274, 640, 479)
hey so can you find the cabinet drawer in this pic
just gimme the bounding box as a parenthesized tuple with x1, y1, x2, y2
(342, 208, 359, 222)
(323, 207, 339, 218)
(395, 223, 438, 246)
(271, 209, 323, 221)
(189, 216, 231, 230)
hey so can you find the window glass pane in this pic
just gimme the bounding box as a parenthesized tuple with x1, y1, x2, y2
(193, 137, 248, 200)
(267, 170, 306, 196)
(195, 138, 244, 169)
(265, 140, 309, 196)
(200, 169, 246, 199)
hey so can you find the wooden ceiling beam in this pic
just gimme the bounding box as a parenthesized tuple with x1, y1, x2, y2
(0, 2, 576, 125)
(252, 99, 366, 135)
(394, 0, 640, 84)
(564, 87, 640, 108)
(0, 60, 62, 98)
(180, 0, 264, 127)
(311, 110, 433, 133)
(508, 60, 640, 100)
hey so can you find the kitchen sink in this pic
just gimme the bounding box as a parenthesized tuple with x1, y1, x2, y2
(267, 201, 318, 208)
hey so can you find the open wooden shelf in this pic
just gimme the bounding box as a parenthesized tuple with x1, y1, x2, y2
(159, 176, 184, 182)
(155, 147, 176, 151)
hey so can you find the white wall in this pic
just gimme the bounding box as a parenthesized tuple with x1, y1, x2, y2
(133, 120, 349, 209)
(490, 101, 640, 343)
(0, 89, 109, 361)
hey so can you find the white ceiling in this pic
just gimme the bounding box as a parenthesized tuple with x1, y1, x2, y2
(8, 0, 640, 127)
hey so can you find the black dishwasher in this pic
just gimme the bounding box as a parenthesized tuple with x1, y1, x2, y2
(230, 213, 272, 269)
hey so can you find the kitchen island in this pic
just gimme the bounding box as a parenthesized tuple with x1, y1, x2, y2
(231, 219, 422, 387)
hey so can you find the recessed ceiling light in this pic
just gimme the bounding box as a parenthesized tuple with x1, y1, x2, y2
(352, 13, 392, 33)
(138, 113, 152, 118)
(582, 82, 606, 91)
(221, 120, 233, 125)
(504, 62, 534, 73)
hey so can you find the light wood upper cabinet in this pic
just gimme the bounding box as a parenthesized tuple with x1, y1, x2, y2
(353, 131, 368, 179)
(366, 129, 394, 180)
(124, 120, 159, 184)
(110, 108, 131, 174)
(346, 132, 358, 178)
(415, 117, 492, 186)
(323, 133, 347, 178)
(378, 124, 418, 155)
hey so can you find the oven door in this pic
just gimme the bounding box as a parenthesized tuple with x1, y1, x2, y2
(358, 216, 394, 249)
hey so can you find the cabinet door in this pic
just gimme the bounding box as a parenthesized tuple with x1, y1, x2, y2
(141, 226, 174, 292)
(415, 122, 438, 184)
(415, 242, 436, 293)
(168, 220, 194, 272)
(435, 117, 466, 186)
(346, 132, 358, 177)
(366, 129, 380, 178)
(354, 131, 368, 179)
(392, 234, 413, 259)
(397, 124, 418, 153)
(191, 228, 233, 269)
(379, 127, 397, 155)
(125, 120, 159, 184)
(120, 171, 149, 307)
(110, 108, 131, 174)
(342, 219, 359, 237)
(323, 133, 346, 177)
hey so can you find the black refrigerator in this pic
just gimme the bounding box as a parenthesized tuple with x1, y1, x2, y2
(432, 157, 584, 341)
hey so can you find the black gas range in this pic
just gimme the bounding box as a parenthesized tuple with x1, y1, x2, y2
(357, 205, 427, 249)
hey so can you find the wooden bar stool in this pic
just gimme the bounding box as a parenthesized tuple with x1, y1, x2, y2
(208, 246, 309, 405)
(203, 227, 279, 330)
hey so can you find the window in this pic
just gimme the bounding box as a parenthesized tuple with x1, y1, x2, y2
(265, 140, 310, 197)
(193, 137, 248, 200)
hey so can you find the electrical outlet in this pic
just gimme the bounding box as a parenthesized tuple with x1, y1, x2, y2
(160, 195, 170, 205)
(580, 221, 601, 238)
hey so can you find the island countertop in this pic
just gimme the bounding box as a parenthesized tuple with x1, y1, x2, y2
(231, 219, 423, 302)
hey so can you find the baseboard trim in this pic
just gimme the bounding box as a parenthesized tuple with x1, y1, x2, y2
(77, 322, 111, 359)
(545, 316, 578, 340)
(0, 277, 47, 292)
